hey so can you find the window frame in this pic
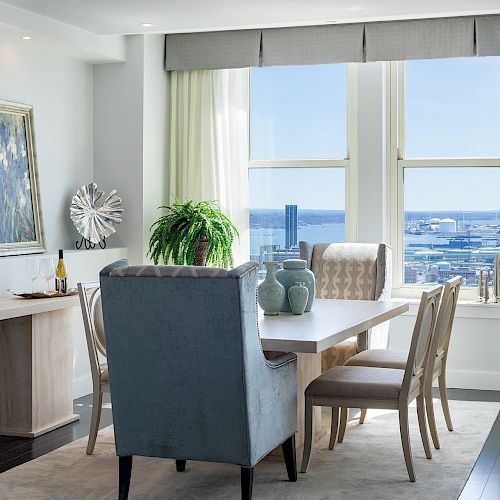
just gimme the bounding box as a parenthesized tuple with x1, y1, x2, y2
(248, 63, 358, 244)
(388, 60, 500, 299)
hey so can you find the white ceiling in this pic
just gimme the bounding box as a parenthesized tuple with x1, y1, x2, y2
(3, 0, 500, 35)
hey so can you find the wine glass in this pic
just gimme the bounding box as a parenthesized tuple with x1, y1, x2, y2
(39, 258, 55, 293)
(25, 258, 39, 293)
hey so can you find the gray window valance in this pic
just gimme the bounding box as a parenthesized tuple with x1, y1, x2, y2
(165, 29, 261, 70)
(165, 15, 500, 71)
(365, 17, 475, 62)
(476, 15, 500, 56)
(261, 24, 365, 66)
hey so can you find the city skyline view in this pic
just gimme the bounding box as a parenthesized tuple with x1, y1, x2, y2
(249, 58, 500, 286)
(250, 206, 499, 286)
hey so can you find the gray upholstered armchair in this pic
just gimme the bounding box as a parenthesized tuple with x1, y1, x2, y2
(299, 242, 392, 371)
(99, 260, 298, 500)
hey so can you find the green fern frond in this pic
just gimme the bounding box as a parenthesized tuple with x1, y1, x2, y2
(147, 199, 239, 267)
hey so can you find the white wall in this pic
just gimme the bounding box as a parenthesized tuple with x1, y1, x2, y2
(0, 39, 94, 251)
(93, 34, 168, 265)
(389, 302, 500, 390)
(93, 35, 144, 264)
(142, 35, 169, 264)
(0, 40, 130, 398)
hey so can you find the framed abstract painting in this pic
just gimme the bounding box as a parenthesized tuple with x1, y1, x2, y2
(0, 100, 44, 256)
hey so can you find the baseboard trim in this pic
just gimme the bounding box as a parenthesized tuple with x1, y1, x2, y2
(443, 369, 500, 391)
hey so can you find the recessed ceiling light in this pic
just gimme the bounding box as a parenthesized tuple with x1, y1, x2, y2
(21, 36, 32, 40)
(141, 23, 153, 28)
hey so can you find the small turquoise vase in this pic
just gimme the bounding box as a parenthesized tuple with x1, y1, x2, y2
(276, 259, 315, 312)
(288, 282, 309, 315)
(258, 262, 285, 316)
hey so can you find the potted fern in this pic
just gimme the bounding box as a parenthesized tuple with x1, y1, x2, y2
(148, 200, 239, 267)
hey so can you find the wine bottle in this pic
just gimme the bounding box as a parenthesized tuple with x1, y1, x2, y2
(55, 249, 68, 294)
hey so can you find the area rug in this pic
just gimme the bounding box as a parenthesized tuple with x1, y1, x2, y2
(0, 399, 498, 500)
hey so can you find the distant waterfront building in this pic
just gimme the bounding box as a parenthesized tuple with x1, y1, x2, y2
(438, 218, 457, 233)
(436, 261, 451, 270)
(255, 244, 299, 272)
(285, 205, 298, 249)
(426, 265, 440, 283)
(404, 265, 418, 284)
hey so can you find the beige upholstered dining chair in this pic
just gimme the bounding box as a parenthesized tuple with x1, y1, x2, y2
(301, 285, 442, 482)
(344, 276, 461, 449)
(299, 242, 392, 371)
(77, 281, 110, 455)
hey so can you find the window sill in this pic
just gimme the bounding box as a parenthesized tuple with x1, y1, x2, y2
(390, 296, 500, 319)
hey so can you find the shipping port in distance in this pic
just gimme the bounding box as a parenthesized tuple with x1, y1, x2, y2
(250, 206, 500, 286)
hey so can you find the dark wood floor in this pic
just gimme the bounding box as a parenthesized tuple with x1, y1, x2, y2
(0, 389, 498, 499)
(456, 389, 500, 500)
(0, 393, 113, 474)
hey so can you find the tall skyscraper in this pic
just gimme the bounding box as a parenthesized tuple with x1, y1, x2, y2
(285, 204, 298, 249)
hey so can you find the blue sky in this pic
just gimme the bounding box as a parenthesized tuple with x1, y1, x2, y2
(249, 168, 345, 210)
(250, 58, 500, 212)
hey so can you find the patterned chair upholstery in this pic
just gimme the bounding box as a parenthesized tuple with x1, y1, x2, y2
(99, 259, 298, 499)
(299, 242, 392, 371)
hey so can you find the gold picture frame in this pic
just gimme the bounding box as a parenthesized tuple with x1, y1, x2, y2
(0, 99, 44, 256)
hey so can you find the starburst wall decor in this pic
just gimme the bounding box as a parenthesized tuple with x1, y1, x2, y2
(70, 183, 123, 249)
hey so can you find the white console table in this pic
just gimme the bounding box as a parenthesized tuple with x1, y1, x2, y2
(0, 295, 80, 437)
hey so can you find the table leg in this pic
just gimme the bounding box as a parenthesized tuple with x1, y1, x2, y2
(0, 310, 79, 437)
(295, 352, 325, 454)
(357, 330, 368, 352)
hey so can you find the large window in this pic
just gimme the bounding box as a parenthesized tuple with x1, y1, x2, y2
(249, 64, 350, 270)
(393, 58, 500, 289)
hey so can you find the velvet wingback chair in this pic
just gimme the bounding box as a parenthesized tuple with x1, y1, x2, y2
(99, 260, 298, 500)
(299, 242, 392, 372)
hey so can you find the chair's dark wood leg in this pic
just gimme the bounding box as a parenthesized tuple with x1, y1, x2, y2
(176, 460, 186, 472)
(241, 467, 254, 500)
(119, 456, 133, 500)
(281, 434, 297, 482)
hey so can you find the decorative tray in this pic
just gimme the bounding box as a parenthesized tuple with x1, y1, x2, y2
(7, 288, 78, 299)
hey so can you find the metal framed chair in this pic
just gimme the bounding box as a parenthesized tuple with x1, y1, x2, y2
(77, 281, 110, 455)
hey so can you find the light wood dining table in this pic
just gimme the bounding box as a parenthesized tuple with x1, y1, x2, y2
(258, 298, 409, 455)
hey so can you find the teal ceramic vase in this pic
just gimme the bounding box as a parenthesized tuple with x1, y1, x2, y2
(258, 262, 285, 316)
(288, 282, 309, 315)
(276, 259, 315, 312)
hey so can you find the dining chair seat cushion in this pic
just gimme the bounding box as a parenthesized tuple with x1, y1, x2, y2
(306, 366, 404, 400)
(345, 349, 408, 370)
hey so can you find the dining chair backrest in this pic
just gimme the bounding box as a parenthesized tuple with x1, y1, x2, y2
(401, 285, 442, 398)
(77, 281, 107, 385)
(434, 276, 461, 359)
(299, 242, 392, 301)
(99, 259, 297, 468)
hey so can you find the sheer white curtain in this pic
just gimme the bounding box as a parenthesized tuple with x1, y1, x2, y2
(169, 68, 250, 265)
